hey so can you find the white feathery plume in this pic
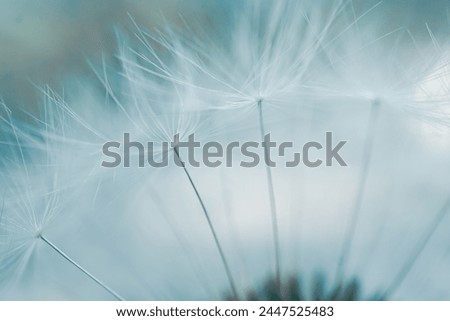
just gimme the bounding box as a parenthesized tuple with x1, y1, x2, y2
(378, 45, 450, 298)
(129, 0, 350, 287)
(0, 102, 124, 300)
(316, 11, 450, 284)
(0, 0, 449, 300)
(109, 37, 241, 298)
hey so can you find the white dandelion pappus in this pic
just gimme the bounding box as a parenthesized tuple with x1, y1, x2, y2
(109, 36, 244, 298)
(315, 7, 450, 294)
(134, 0, 349, 288)
(0, 102, 125, 300)
(414, 47, 450, 148)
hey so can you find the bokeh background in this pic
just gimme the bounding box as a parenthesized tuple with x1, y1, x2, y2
(0, 0, 450, 300)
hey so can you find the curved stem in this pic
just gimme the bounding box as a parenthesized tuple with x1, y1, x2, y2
(173, 147, 238, 299)
(40, 235, 124, 301)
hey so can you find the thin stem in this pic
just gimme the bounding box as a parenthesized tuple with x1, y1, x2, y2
(257, 99, 281, 286)
(39, 235, 125, 301)
(335, 99, 380, 282)
(381, 196, 450, 299)
(173, 147, 238, 299)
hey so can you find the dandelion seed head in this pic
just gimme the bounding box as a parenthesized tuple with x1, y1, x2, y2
(131, 0, 347, 114)
(1, 0, 450, 300)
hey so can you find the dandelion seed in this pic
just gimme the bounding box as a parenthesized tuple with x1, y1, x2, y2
(132, 0, 349, 287)
(316, 10, 450, 282)
(0, 107, 124, 300)
(106, 38, 241, 298)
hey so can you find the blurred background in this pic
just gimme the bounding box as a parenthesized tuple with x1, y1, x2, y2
(0, 0, 449, 301)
